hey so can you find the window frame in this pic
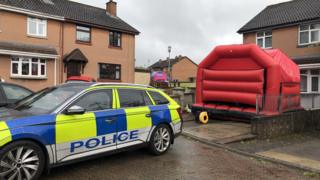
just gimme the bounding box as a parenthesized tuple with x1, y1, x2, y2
(27, 17, 47, 38)
(256, 31, 272, 49)
(300, 69, 320, 93)
(300, 70, 308, 93)
(298, 24, 320, 46)
(98, 63, 121, 81)
(109, 31, 122, 48)
(310, 70, 320, 93)
(76, 25, 91, 43)
(11, 57, 47, 78)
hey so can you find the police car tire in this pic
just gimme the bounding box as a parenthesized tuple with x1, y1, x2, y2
(0, 140, 45, 180)
(148, 124, 172, 155)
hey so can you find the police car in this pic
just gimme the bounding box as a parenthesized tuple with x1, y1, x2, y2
(0, 83, 182, 179)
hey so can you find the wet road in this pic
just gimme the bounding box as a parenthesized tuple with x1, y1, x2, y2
(42, 136, 310, 180)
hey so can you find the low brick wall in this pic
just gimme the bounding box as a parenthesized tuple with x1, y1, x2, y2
(251, 109, 320, 139)
(171, 88, 195, 108)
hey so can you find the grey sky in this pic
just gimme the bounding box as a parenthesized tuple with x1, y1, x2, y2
(72, 0, 291, 67)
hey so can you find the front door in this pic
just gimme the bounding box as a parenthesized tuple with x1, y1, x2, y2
(67, 61, 82, 77)
(55, 89, 117, 163)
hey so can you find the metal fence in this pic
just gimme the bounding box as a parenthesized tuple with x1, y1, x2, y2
(256, 94, 301, 115)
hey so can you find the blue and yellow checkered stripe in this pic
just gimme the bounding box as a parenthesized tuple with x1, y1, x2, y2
(0, 121, 11, 147)
(0, 87, 181, 148)
(55, 104, 180, 144)
(0, 114, 56, 147)
(0, 105, 180, 147)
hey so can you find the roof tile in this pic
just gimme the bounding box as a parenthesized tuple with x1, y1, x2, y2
(0, 0, 139, 34)
(238, 0, 320, 33)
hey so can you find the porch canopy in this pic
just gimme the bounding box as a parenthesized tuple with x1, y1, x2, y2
(63, 48, 88, 63)
(0, 41, 58, 58)
(292, 54, 320, 65)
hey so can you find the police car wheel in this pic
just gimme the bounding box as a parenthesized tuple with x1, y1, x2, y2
(149, 124, 172, 155)
(0, 141, 45, 180)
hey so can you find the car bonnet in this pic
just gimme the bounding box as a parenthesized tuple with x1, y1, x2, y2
(0, 107, 33, 122)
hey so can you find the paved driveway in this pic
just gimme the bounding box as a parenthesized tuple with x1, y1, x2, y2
(42, 136, 310, 180)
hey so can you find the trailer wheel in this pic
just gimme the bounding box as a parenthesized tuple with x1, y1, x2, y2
(199, 112, 209, 124)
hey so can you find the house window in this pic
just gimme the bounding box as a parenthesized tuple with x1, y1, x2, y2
(76, 25, 91, 42)
(311, 70, 319, 92)
(27, 17, 47, 37)
(300, 70, 308, 92)
(109, 31, 121, 47)
(299, 24, 320, 45)
(300, 69, 320, 93)
(256, 31, 272, 49)
(11, 57, 46, 78)
(99, 63, 121, 80)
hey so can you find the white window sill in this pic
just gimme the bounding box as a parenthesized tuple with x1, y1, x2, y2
(262, 47, 272, 49)
(27, 34, 48, 39)
(301, 92, 320, 95)
(298, 42, 320, 47)
(10, 75, 47, 80)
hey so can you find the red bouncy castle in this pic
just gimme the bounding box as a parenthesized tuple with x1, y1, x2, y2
(192, 44, 301, 120)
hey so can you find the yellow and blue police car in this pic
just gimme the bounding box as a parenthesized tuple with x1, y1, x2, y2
(0, 83, 182, 179)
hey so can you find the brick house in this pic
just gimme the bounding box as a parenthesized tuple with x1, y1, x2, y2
(0, 0, 139, 91)
(238, 0, 320, 109)
(149, 56, 198, 82)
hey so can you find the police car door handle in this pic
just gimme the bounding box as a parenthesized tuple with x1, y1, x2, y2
(145, 114, 151, 118)
(105, 119, 116, 124)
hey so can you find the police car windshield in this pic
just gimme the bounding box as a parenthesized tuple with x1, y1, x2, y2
(14, 85, 87, 115)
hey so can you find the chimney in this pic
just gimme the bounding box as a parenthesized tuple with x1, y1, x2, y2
(106, 0, 117, 16)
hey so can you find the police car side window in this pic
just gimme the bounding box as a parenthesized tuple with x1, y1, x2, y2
(118, 89, 152, 108)
(148, 91, 169, 105)
(73, 90, 112, 112)
(143, 91, 153, 106)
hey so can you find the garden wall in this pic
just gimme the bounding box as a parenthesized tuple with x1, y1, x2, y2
(251, 109, 320, 139)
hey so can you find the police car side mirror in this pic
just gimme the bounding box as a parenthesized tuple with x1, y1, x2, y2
(66, 105, 86, 115)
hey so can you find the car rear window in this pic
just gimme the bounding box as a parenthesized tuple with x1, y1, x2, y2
(148, 91, 169, 105)
(118, 89, 152, 108)
(2, 84, 32, 100)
